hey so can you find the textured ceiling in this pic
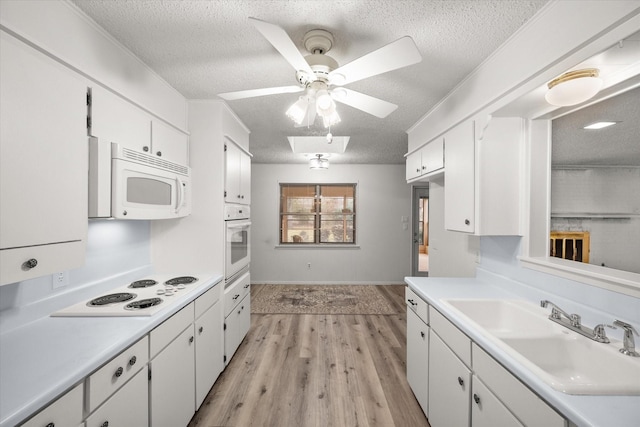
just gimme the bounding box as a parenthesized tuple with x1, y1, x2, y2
(71, 0, 548, 164)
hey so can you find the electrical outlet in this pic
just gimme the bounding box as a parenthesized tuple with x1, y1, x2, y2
(52, 271, 69, 289)
(307, 262, 311, 270)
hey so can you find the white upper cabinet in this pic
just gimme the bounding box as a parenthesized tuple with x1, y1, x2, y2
(445, 117, 524, 235)
(225, 138, 251, 205)
(90, 86, 188, 165)
(0, 31, 87, 285)
(406, 138, 445, 181)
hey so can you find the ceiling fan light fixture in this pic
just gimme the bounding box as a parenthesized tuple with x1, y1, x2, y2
(322, 110, 341, 128)
(545, 68, 603, 107)
(316, 89, 333, 111)
(286, 96, 308, 124)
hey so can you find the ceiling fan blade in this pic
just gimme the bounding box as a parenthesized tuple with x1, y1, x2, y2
(249, 17, 315, 76)
(218, 85, 304, 101)
(332, 88, 398, 118)
(329, 36, 422, 86)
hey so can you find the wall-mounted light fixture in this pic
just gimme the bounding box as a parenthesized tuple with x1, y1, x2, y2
(545, 68, 603, 106)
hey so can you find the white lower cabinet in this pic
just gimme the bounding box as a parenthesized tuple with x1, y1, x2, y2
(406, 288, 567, 427)
(85, 366, 149, 427)
(224, 272, 251, 365)
(20, 383, 84, 427)
(428, 330, 472, 427)
(149, 304, 196, 427)
(472, 375, 522, 427)
(195, 296, 224, 409)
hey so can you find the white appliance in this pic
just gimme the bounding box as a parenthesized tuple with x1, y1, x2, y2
(89, 138, 191, 220)
(52, 275, 205, 317)
(225, 204, 251, 283)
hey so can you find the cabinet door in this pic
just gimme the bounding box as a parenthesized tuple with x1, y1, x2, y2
(239, 150, 251, 204)
(406, 150, 423, 180)
(21, 383, 83, 427)
(195, 300, 224, 409)
(407, 309, 429, 416)
(0, 31, 86, 285)
(444, 121, 475, 233)
(90, 85, 151, 153)
(150, 325, 195, 427)
(428, 331, 471, 427)
(85, 367, 149, 427)
(152, 119, 189, 165)
(422, 138, 444, 174)
(238, 293, 251, 340)
(224, 139, 241, 204)
(472, 376, 522, 427)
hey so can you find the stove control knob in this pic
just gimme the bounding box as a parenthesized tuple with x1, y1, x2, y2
(129, 356, 137, 366)
(114, 367, 123, 378)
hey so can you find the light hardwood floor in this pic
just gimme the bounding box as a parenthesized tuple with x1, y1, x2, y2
(188, 285, 430, 427)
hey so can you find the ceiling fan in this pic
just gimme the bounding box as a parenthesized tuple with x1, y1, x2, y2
(218, 18, 423, 128)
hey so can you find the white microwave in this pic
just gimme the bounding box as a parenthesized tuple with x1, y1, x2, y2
(89, 138, 191, 220)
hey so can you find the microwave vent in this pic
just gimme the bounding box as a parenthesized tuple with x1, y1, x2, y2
(121, 147, 189, 175)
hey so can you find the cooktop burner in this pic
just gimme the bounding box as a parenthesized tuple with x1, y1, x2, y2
(165, 276, 198, 286)
(87, 293, 136, 307)
(124, 298, 163, 310)
(129, 279, 158, 288)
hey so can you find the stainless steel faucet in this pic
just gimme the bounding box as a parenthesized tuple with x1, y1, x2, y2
(540, 300, 581, 327)
(613, 320, 640, 357)
(540, 300, 610, 343)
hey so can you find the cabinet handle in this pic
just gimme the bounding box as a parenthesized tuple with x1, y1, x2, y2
(407, 299, 417, 306)
(143, 146, 149, 152)
(156, 151, 162, 157)
(45, 423, 55, 427)
(473, 393, 481, 404)
(233, 294, 240, 300)
(189, 336, 194, 344)
(22, 258, 38, 270)
(241, 195, 245, 199)
(422, 165, 426, 170)
(420, 331, 425, 338)
(416, 168, 420, 173)
(464, 219, 470, 226)
(129, 355, 137, 366)
(244, 284, 250, 289)
(101, 421, 109, 427)
(237, 194, 242, 199)
(199, 326, 204, 334)
(457, 376, 464, 386)
(114, 367, 123, 378)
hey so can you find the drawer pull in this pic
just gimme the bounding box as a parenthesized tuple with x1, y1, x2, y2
(129, 355, 137, 366)
(101, 421, 109, 427)
(156, 151, 162, 157)
(465, 219, 470, 226)
(22, 258, 38, 270)
(473, 393, 481, 404)
(407, 299, 417, 306)
(199, 326, 204, 334)
(420, 331, 425, 338)
(233, 294, 240, 300)
(189, 336, 194, 344)
(457, 376, 464, 386)
(114, 367, 123, 378)
(46, 423, 55, 427)
(244, 284, 250, 289)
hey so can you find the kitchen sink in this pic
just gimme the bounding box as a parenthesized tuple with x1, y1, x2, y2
(440, 298, 640, 395)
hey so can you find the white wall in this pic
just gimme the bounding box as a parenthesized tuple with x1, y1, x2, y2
(251, 164, 411, 284)
(427, 177, 479, 277)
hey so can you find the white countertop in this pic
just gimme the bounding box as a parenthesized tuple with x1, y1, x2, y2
(0, 273, 223, 427)
(405, 275, 640, 427)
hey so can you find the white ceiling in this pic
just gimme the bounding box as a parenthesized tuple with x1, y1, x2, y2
(71, 0, 548, 164)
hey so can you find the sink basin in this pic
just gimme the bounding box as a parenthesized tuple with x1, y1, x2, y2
(441, 298, 640, 395)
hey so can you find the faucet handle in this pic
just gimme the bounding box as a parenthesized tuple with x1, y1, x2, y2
(593, 324, 615, 343)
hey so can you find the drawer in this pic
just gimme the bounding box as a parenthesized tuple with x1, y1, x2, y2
(431, 307, 471, 367)
(472, 344, 565, 427)
(85, 336, 148, 414)
(224, 272, 249, 317)
(150, 302, 194, 358)
(405, 286, 428, 324)
(20, 382, 83, 427)
(195, 282, 221, 319)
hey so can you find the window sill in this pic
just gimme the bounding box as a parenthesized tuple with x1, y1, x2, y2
(275, 244, 360, 250)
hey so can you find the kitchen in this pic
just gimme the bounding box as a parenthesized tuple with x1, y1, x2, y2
(1, 1, 639, 427)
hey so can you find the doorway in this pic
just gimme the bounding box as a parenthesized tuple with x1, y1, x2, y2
(412, 186, 429, 276)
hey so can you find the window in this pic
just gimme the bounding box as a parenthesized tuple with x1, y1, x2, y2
(280, 183, 356, 244)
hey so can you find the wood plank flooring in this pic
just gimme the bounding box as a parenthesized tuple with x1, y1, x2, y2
(188, 285, 430, 427)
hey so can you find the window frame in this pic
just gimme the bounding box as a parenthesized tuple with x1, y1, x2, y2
(279, 183, 357, 245)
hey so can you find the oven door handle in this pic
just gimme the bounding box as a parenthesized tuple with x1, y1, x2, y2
(226, 221, 251, 229)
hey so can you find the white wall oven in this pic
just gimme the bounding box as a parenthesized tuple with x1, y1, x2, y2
(225, 204, 250, 283)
